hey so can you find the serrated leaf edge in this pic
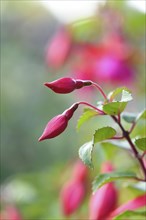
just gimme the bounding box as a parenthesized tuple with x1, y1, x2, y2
(92, 172, 136, 193)
(78, 141, 94, 169)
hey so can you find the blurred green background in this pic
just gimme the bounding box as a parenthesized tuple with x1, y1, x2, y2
(1, 1, 80, 180)
(1, 1, 145, 219)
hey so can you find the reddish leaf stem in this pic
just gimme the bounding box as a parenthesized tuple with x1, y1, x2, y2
(78, 101, 105, 114)
(90, 81, 108, 101)
(110, 136, 124, 140)
(129, 122, 136, 133)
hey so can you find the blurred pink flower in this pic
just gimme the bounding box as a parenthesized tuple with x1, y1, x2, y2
(38, 103, 78, 141)
(0, 206, 22, 220)
(89, 162, 146, 220)
(72, 160, 88, 182)
(60, 179, 85, 216)
(109, 194, 146, 219)
(89, 161, 118, 220)
(73, 34, 135, 85)
(46, 28, 72, 68)
(60, 161, 88, 216)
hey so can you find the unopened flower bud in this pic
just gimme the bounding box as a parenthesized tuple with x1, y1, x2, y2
(89, 183, 118, 220)
(63, 103, 79, 120)
(72, 160, 88, 182)
(0, 206, 22, 220)
(45, 29, 71, 68)
(38, 103, 79, 141)
(44, 77, 92, 94)
(109, 194, 146, 219)
(60, 180, 85, 216)
(89, 162, 118, 220)
(101, 161, 114, 173)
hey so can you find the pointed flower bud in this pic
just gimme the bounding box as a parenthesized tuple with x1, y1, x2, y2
(44, 77, 92, 94)
(60, 179, 85, 216)
(0, 206, 22, 220)
(109, 194, 146, 219)
(89, 162, 118, 220)
(38, 103, 78, 141)
(72, 160, 88, 182)
(45, 29, 71, 68)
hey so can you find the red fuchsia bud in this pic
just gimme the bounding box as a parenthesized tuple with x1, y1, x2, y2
(89, 183, 118, 220)
(38, 103, 79, 141)
(101, 161, 114, 173)
(60, 179, 85, 216)
(109, 194, 146, 219)
(45, 29, 72, 68)
(44, 77, 92, 94)
(89, 162, 118, 220)
(72, 160, 88, 182)
(0, 206, 22, 220)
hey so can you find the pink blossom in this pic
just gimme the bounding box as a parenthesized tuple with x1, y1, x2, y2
(73, 39, 134, 85)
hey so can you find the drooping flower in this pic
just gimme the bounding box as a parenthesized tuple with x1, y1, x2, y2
(89, 161, 118, 220)
(45, 28, 72, 68)
(38, 103, 78, 141)
(44, 77, 92, 94)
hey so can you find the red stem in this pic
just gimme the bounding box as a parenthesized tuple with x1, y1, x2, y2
(112, 116, 146, 181)
(110, 136, 124, 140)
(129, 122, 136, 133)
(78, 101, 105, 114)
(91, 81, 108, 101)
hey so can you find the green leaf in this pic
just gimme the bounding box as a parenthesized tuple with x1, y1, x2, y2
(104, 87, 132, 115)
(96, 101, 103, 111)
(113, 210, 146, 220)
(77, 108, 98, 130)
(121, 90, 133, 102)
(135, 138, 146, 151)
(102, 140, 131, 150)
(108, 87, 132, 102)
(122, 112, 137, 123)
(103, 102, 127, 115)
(128, 182, 146, 192)
(92, 171, 136, 193)
(94, 127, 116, 143)
(137, 110, 146, 122)
(79, 141, 94, 169)
(72, 18, 99, 42)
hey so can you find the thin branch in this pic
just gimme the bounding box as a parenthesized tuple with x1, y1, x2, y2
(90, 81, 108, 101)
(141, 151, 146, 158)
(78, 101, 105, 114)
(110, 136, 124, 140)
(129, 122, 136, 134)
(112, 116, 146, 181)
